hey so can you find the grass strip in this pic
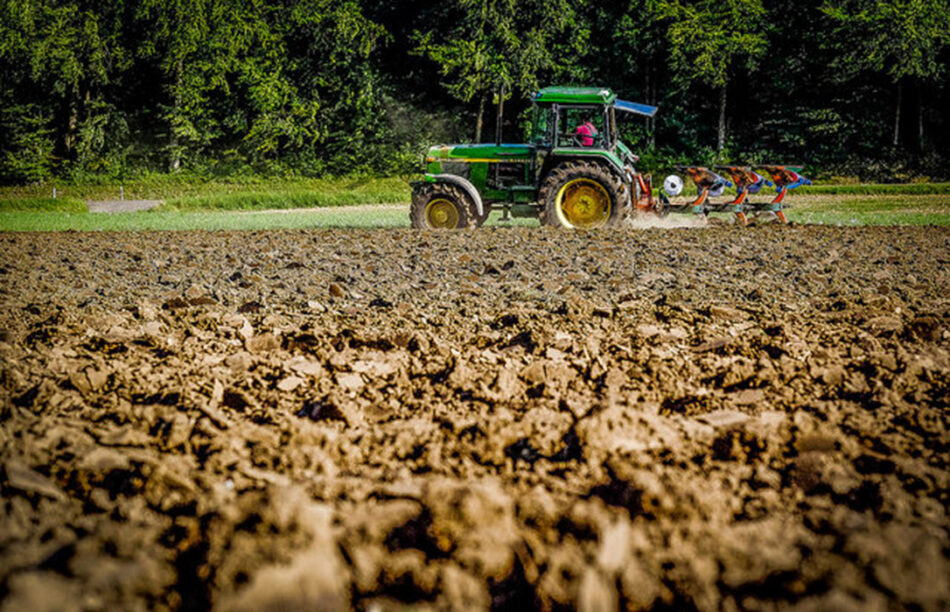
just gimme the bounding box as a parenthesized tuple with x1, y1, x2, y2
(0, 176, 413, 204)
(0, 208, 410, 232)
(787, 211, 950, 226)
(2, 178, 948, 211)
(2, 208, 947, 232)
(0, 207, 544, 232)
(795, 183, 950, 196)
(0, 197, 86, 213)
(161, 186, 408, 211)
(2, 193, 948, 232)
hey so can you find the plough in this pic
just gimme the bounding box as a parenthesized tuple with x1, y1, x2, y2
(640, 165, 811, 225)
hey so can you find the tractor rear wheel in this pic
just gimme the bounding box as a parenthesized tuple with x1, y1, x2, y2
(410, 183, 475, 229)
(539, 161, 625, 229)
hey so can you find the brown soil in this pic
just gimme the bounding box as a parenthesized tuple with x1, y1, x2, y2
(0, 226, 948, 611)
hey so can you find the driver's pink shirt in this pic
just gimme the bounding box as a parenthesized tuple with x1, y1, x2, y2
(575, 122, 597, 146)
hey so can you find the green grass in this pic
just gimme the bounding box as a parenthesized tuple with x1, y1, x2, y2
(1, 202, 946, 232)
(0, 176, 412, 204)
(794, 182, 950, 196)
(0, 208, 409, 232)
(0, 189, 948, 232)
(0, 207, 544, 232)
(0, 197, 86, 213)
(794, 194, 949, 212)
(2, 176, 947, 206)
(787, 210, 950, 226)
(161, 182, 409, 211)
(783, 193, 950, 226)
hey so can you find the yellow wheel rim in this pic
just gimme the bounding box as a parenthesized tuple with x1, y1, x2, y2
(425, 198, 460, 229)
(555, 178, 611, 228)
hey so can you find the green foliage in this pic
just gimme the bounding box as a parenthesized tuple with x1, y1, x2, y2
(0, 1, 131, 172)
(0, 106, 57, 183)
(413, 0, 588, 113)
(821, 0, 950, 82)
(663, 0, 768, 89)
(0, 0, 949, 183)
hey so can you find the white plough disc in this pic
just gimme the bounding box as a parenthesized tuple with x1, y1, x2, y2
(663, 174, 684, 197)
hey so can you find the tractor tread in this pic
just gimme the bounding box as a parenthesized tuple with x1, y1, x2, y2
(538, 160, 626, 228)
(410, 183, 475, 229)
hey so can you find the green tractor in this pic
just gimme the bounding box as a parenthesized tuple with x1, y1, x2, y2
(411, 86, 657, 230)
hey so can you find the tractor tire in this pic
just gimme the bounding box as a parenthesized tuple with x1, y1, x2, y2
(539, 161, 625, 229)
(410, 182, 476, 229)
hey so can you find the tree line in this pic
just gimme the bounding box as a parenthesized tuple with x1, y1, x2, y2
(1, 0, 948, 184)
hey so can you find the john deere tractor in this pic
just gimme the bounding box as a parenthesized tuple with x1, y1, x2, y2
(411, 86, 657, 229)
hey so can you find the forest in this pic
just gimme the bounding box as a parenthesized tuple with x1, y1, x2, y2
(1, 0, 948, 185)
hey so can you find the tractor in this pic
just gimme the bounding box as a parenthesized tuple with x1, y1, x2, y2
(411, 86, 657, 229)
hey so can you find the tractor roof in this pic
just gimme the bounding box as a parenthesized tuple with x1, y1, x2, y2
(534, 86, 617, 105)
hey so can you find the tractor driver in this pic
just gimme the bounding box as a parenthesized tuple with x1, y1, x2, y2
(574, 117, 598, 147)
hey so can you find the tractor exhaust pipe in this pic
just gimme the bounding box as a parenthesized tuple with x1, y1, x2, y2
(495, 83, 505, 146)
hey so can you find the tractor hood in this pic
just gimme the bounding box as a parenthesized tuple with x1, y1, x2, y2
(614, 99, 658, 117)
(425, 143, 533, 162)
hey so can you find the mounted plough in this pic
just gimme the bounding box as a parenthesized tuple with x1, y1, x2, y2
(648, 165, 812, 225)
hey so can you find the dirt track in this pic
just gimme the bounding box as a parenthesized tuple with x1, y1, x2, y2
(0, 226, 948, 611)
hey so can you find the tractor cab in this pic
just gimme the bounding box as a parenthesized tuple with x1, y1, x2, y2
(530, 87, 618, 150)
(530, 88, 657, 153)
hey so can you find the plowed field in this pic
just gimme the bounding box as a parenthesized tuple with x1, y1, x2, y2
(1, 226, 948, 611)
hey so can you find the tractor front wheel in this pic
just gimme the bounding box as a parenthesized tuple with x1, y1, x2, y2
(410, 183, 475, 229)
(539, 161, 625, 229)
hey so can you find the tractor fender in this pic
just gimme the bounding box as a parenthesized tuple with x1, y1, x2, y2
(428, 174, 484, 218)
(543, 153, 628, 186)
(542, 155, 632, 206)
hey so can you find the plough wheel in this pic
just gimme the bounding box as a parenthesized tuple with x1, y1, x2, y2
(410, 183, 476, 229)
(539, 161, 624, 229)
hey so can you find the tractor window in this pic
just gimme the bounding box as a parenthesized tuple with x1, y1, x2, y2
(529, 104, 554, 146)
(556, 106, 608, 148)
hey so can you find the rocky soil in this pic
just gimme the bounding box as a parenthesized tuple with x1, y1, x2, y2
(0, 225, 948, 611)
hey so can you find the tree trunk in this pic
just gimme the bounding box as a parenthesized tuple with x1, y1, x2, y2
(717, 85, 727, 152)
(652, 66, 660, 149)
(917, 79, 924, 152)
(170, 59, 183, 172)
(495, 84, 505, 145)
(892, 79, 902, 148)
(646, 65, 655, 149)
(63, 84, 79, 156)
(475, 94, 486, 143)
